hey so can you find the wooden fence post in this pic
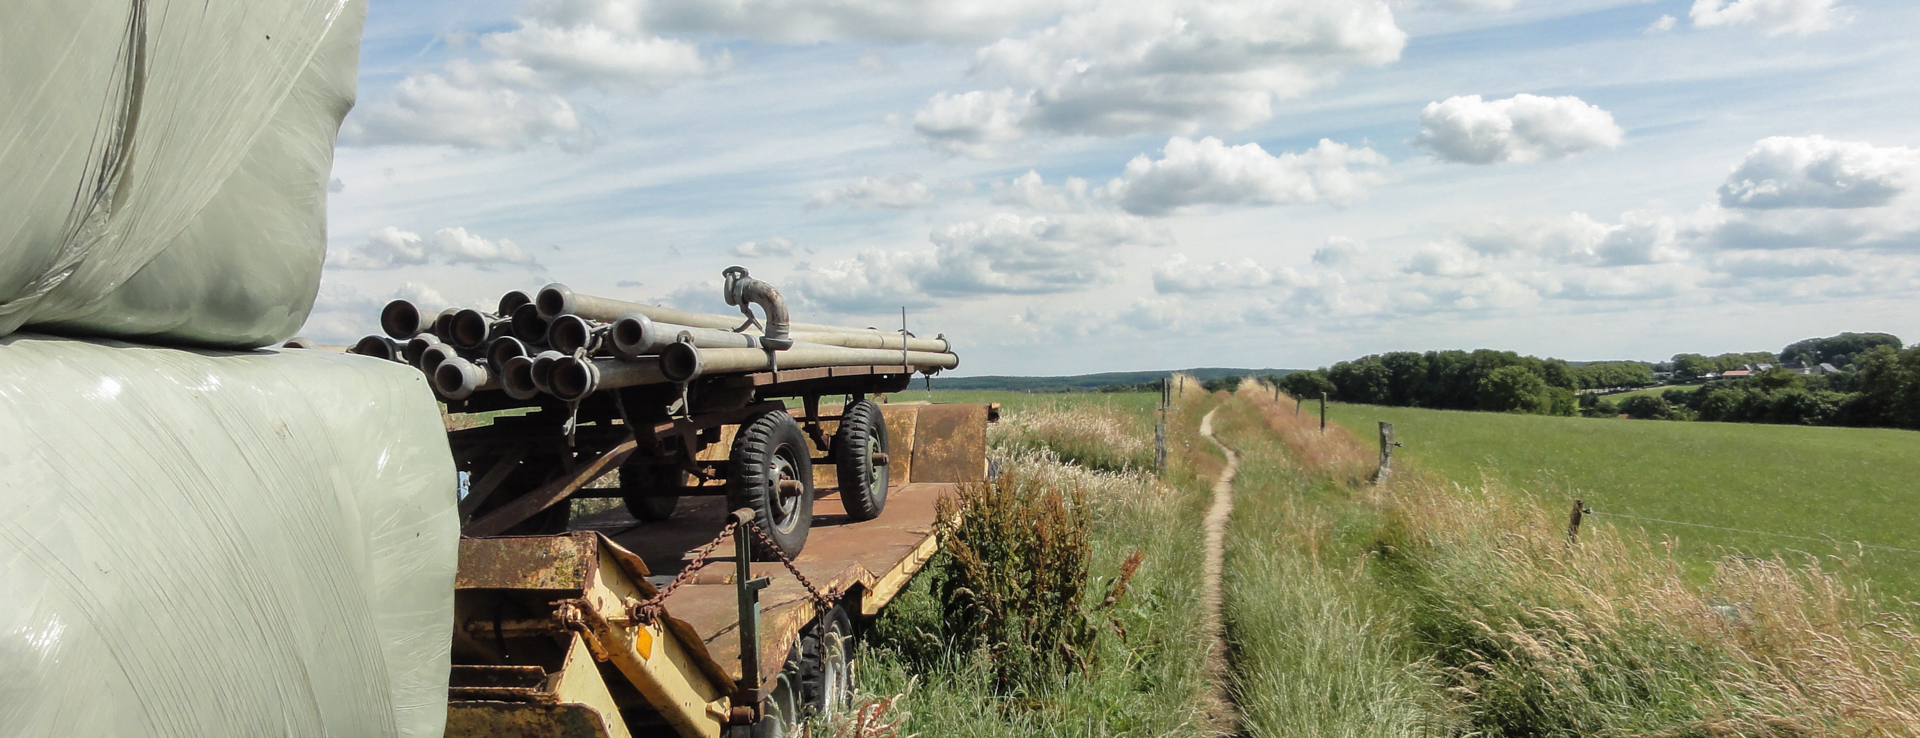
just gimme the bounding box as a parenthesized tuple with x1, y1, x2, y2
(1319, 392, 1327, 433)
(1154, 379, 1168, 470)
(1566, 499, 1585, 543)
(1376, 422, 1395, 482)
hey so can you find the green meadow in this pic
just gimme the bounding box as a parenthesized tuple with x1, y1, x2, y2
(1324, 402, 1920, 599)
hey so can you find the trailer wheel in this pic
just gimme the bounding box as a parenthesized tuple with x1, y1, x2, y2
(619, 464, 682, 522)
(799, 607, 855, 724)
(833, 400, 889, 521)
(729, 410, 813, 560)
(757, 644, 804, 738)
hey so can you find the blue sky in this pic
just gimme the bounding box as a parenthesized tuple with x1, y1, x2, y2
(307, 0, 1920, 374)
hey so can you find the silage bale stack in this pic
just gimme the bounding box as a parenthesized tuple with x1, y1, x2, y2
(1, 2, 460, 736)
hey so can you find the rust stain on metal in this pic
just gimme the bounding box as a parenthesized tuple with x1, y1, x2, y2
(456, 532, 598, 590)
(906, 403, 987, 483)
(445, 703, 615, 738)
(448, 686, 561, 704)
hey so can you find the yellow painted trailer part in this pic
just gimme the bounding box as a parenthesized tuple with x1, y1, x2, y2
(444, 402, 992, 738)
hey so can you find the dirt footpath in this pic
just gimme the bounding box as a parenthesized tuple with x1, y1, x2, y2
(1197, 408, 1240, 735)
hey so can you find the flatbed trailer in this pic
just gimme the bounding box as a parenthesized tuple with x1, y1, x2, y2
(442, 401, 995, 738)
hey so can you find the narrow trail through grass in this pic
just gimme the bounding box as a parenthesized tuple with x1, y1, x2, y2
(1197, 408, 1241, 735)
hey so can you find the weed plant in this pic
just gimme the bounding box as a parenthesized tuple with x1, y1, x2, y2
(860, 378, 1217, 736)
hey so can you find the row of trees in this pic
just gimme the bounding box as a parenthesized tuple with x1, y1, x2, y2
(1614, 343, 1920, 428)
(1277, 332, 1919, 430)
(1274, 349, 1652, 417)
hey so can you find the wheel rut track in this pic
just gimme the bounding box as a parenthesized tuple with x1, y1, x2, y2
(1197, 408, 1241, 735)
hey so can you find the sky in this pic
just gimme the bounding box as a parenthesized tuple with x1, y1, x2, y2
(305, 0, 1920, 375)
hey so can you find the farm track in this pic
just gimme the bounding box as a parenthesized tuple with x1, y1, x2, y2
(1196, 408, 1241, 735)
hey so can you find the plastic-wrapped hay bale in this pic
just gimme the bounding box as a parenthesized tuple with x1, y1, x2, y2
(0, 0, 366, 348)
(0, 335, 458, 737)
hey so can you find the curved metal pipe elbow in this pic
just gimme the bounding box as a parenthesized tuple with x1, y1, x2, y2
(721, 266, 793, 350)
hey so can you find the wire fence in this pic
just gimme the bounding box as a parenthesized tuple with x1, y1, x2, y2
(1583, 509, 1920, 556)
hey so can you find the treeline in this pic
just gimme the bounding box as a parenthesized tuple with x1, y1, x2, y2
(1276, 332, 1920, 430)
(1619, 345, 1920, 427)
(1274, 349, 1653, 414)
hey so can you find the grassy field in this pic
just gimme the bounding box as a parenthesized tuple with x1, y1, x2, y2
(1598, 384, 1699, 400)
(1324, 402, 1920, 599)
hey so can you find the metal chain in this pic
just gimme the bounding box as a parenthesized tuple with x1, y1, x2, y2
(628, 516, 841, 624)
(629, 527, 732, 624)
(747, 520, 838, 609)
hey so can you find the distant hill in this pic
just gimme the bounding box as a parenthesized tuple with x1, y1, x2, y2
(932, 367, 1298, 393)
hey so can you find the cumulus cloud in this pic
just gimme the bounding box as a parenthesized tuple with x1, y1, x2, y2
(1718, 136, 1918, 210)
(342, 0, 722, 150)
(794, 212, 1172, 311)
(1105, 137, 1389, 215)
(992, 171, 1095, 211)
(1455, 212, 1690, 266)
(1690, 0, 1851, 36)
(731, 237, 796, 257)
(912, 89, 1032, 158)
(1313, 236, 1367, 267)
(914, 0, 1405, 153)
(806, 174, 936, 209)
(326, 226, 542, 270)
(1709, 254, 1855, 280)
(1413, 94, 1624, 165)
(1646, 14, 1679, 33)
(341, 64, 591, 150)
(1151, 254, 1282, 293)
(646, 0, 1070, 44)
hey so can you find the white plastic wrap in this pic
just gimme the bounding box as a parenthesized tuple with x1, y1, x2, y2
(0, 0, 366, 348)
(0, 335, 457, 737)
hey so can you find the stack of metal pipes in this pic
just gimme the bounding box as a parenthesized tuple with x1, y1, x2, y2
(347, 271, 959, 405)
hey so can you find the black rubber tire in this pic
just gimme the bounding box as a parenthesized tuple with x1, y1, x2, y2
(798, 607, 855, 724)
(762, 644, 805, 738)
(833, 400, 889, 521)
(620, 464, 682, 522)
(728, 410, 813, 561)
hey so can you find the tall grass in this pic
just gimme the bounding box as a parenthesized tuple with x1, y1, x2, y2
(1218, 384, 1445, 737)
(858, 380, 1217, 736)
(1250, 385, 1920, 736)
(990, 399, 1155, 473)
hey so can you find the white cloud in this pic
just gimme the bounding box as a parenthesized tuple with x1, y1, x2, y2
(1312, 236, 1367, 267)
(912, 89, 1033, 158)
(806, 174, 937, 209)
(1646, 14, 1678, 33)
(341, 64, 592, 150)
(1413, 94, 1624, 165)
(991, 171, 1095, 211)
(1454, 212, 1690, 266)
(646, 0, 1073, 44)
(914, 0, 1405, 152)
(1709, 253, 1855, 280)
(1432, 0, 1514, 10)
(326, 226, 541, 270)
(920, 212, 1172, 294)
(792, 250, 943, 313)
(1718, 136, 1918, 210)
(342, 0, 721, 150)
(1151, 254, 1281, 293)
(731, 237, 796, 257)
(1690, 0, 1851, 36)
(1405, 243, 1482, 276)
(1104, 137, 1389, 215)
(794, 212, 1172, 311)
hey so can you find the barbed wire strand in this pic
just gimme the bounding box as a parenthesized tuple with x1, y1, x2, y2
(1585, 509, 1920, 556)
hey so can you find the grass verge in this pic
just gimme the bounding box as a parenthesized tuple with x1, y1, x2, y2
(857, 384, 1218, 736)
